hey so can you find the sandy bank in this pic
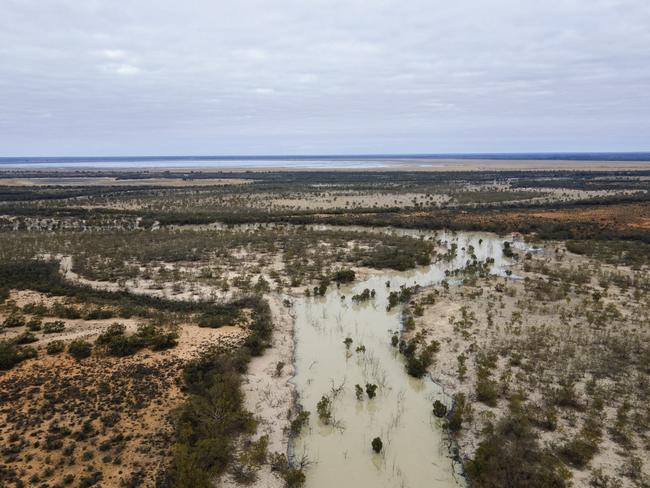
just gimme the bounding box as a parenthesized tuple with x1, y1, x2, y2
(221, 294, 296, 487)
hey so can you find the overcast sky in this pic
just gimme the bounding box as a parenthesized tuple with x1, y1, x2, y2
(1, 0, 649, 156)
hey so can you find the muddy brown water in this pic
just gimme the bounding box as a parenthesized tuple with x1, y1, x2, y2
(290, 230, 515, 488)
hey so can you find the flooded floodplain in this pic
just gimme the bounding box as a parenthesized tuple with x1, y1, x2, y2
(291, 231, 513, 488)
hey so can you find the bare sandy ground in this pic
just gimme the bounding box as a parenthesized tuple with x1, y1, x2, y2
(221, 294, 296, 487)
(0, 288, 248, 488)
(3, 254, 297, 487)
(242, 295, 296, 455)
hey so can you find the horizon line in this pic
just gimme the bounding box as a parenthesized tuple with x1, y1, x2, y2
(2, 151, 650, 162)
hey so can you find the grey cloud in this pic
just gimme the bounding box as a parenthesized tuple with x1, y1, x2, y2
(0, 0, 649, 155)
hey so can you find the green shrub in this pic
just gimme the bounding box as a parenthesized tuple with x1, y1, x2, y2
(22, 301, 48, 316)
(138, 323, 178, 350)
(476, 377, 499, 407)
(269, 452, 289, 472)
(466, 413, 569, 488)
(253, 276, 271, 293)
(406, 355, 428, 378)
(361, 243, 432, 271)
(558, 437, 598, 468)
(316, 396, 332, 424)
(26, 317, 42, 331)
(95, 322, 178, 356)
(95, 322, 126, 344)
(167, 444, 212, 488)
(526, 403, 558, 431)
(403, 314, 415, 331)
(20, 345, 37, 361)
(553, 383, 582, 410)
(283, 468, 306, 487)
(371, 437, 383, 453)
(47, 340, 65, 355)
(241, 435, 268, 467)
(68, 339, 92, 360)
(2, 313, 25, 328)
(83, 307, 115, 320)
(15, 331, 38, 345)
(433, 400, 448, 418)
(0, 339, 37, 369)
(290, 411, 310, 436)
(333, 269, 356, 283)
(448, 393, 466, 432)
(401, 339, 437, 378)
(193, 438, 231, 474)
(43, 320, 66, 334)
(78, 471, 102, 488)
(457, 354, 468, 382)
(565, 240, 589, 255)
(243, 298, 273, 355)
(502, 241, 515, 258)
(197, 305, 242, 328)
(387, 285, 420, 310)
(107, 334, 144, 356)
(365, 383, 378, 399)
(51, 302, 82, 319)
(351, 288, 373, 302)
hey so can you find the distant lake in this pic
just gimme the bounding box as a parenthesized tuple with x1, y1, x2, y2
(1, 153, 649, 169)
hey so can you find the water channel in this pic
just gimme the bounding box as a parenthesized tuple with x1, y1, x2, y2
(290, 229, 515, 488)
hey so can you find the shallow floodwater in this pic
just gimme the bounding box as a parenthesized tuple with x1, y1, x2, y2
(290, 230, 512, 488)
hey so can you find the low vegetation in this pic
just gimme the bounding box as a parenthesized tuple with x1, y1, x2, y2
(2, 167, 649, 488)
(406, 236, 650, 487)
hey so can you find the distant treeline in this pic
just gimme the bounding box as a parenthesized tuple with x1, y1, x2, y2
(1, 168, 650, 245)
(3, 200, 650, 246)
(3, 168, 650, 182)
(1, 187, 648, 223)
(0, 185, 177, 202)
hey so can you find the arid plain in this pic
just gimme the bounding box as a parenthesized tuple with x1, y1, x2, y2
(1, 161, 650, 488)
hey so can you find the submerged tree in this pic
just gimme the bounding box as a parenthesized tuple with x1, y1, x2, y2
(433, 400, 448, 418)
(333, 269, 356, 284)
(371, 437, 383, 454)
(316, 396, 332, 424)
